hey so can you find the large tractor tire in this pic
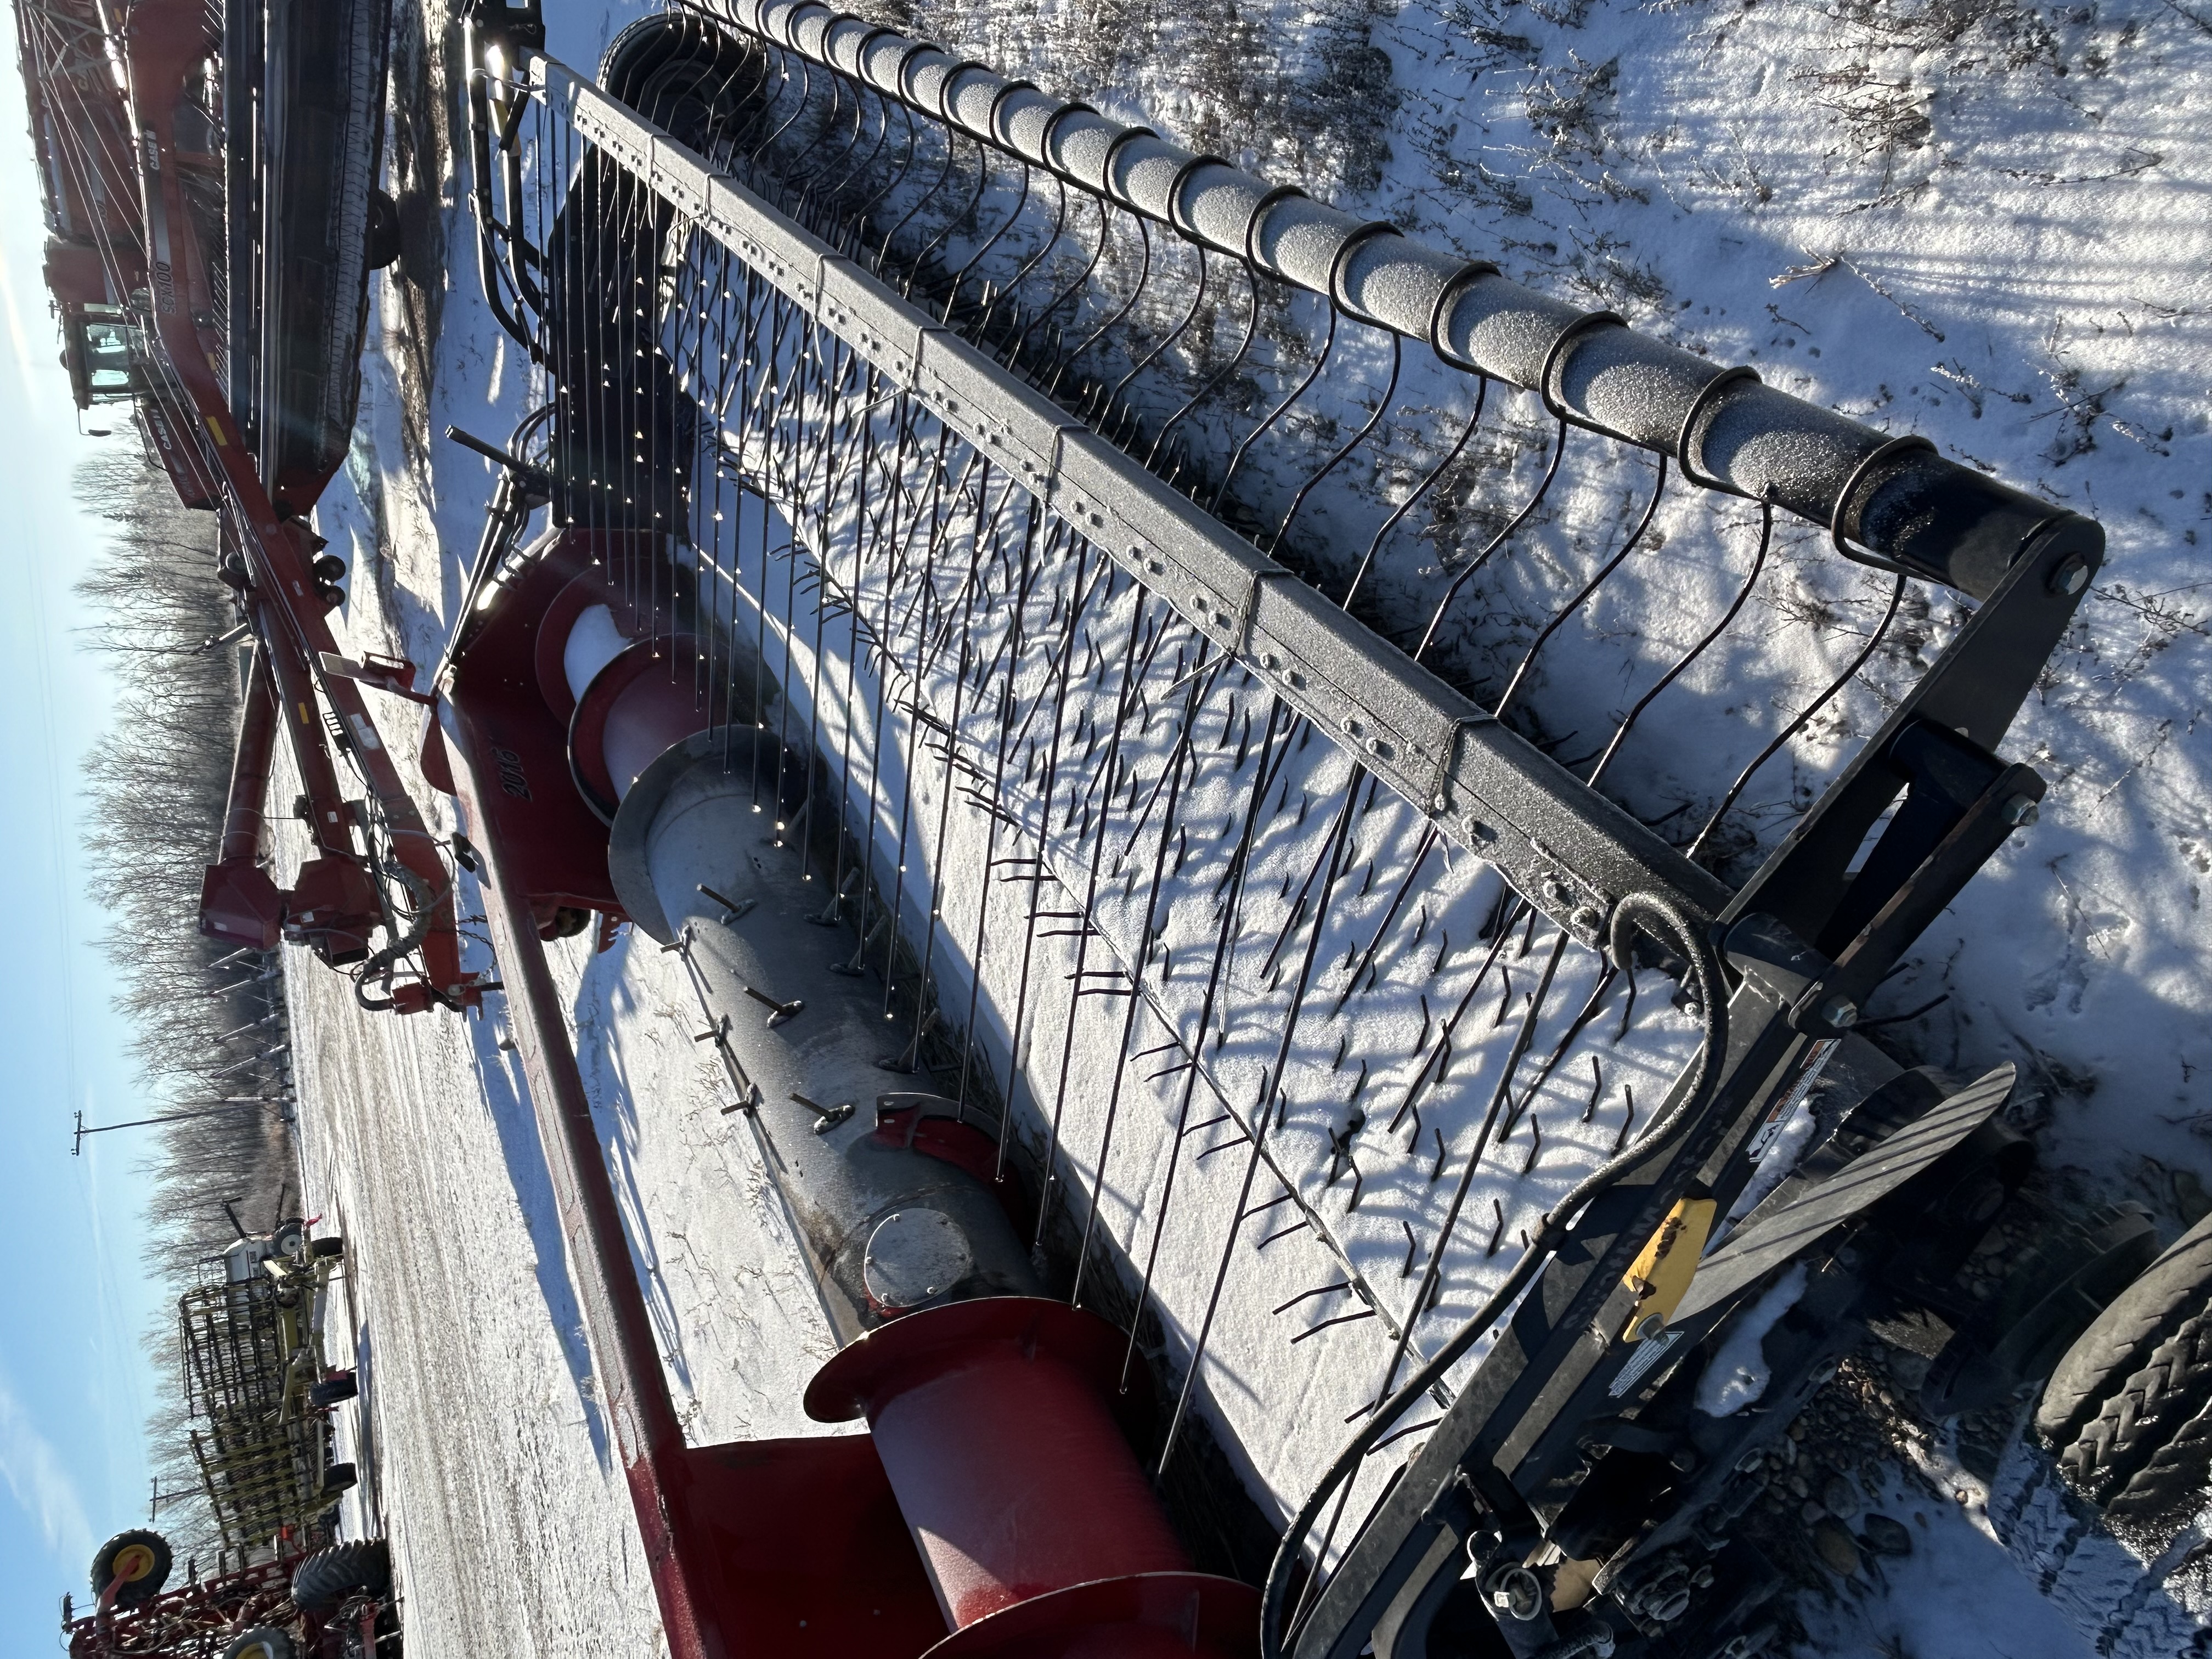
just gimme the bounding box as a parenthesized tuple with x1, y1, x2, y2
(2038, 1210, 2212, 1444)
(366, 189, 403, 270)
(310, 1373, 360, 1407)
(2055, 1306, 2212, 1502)
(2041, 1210, 2212, 1522)
(291, 1539, 391, 1617)
(311, 1235, 347, 1260)
(89, 1528, 172, 1607)
(223, 1628, 297, 1659)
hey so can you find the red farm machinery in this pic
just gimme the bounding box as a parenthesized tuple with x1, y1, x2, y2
(24, 0, 2212, 1644)
(18, 0, 480, 1013)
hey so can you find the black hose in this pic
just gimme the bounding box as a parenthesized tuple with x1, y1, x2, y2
(1259, 890, 1725, 1659)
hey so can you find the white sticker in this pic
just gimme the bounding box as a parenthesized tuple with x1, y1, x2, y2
(1608, 1328, 1684, 1399)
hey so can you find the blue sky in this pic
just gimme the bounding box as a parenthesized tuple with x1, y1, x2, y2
(0, 5, 167, 1641)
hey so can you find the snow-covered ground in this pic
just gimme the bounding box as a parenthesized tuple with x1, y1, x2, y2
(273, 0, 2212, 1652)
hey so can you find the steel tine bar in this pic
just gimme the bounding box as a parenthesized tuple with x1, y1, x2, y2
(1412, 415, 1570, 666)
(1158, 763, 1364, 1473)
(1066, 629, 1221, 1286)
(1288, 924, 1570, 1637)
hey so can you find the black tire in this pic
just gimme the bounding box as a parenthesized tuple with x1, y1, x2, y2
(291, 1539, 391, 1617)
(311, 1236, 347, 1259)
(2039, 1210, 2212, 1444)
(366, 188, 403, 270)
(89, 1528, 172, 1607)
(310, 1373, 359, 1407)
(2107, 1384, 2212, 1532)
(320, 1462, 359, 1496)
(223, 1627, 297, 1659)
(2057, 1302, 2212, 1502)
(272, 1219, 307, 1257)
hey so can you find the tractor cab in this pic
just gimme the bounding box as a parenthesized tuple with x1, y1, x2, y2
(64, 309, 151, 406)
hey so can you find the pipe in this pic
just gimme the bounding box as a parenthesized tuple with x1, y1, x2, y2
(808, 1297, 1259, 1657)
(552, 529, 1257, 1651)
(710, 0, 2098, 600)
(628, 730, 1044, 1342)
(216, 641, 279, 867)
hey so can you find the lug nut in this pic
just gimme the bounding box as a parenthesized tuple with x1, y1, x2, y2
(2001, 793, 2040, 827)
(1819, 994, 1858, 1029)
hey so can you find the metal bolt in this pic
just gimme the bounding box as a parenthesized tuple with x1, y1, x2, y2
(1819, 995, 1859, 1030)
(1569, 905, 1605, 944)
(2001, 793, 2040, 827)
(2049, 554, 2091, 597)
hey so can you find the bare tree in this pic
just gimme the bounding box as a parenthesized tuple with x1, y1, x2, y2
(75, 446, 300, 1564)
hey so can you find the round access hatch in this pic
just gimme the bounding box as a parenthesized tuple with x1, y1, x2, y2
(864, 1209, 974, 1313)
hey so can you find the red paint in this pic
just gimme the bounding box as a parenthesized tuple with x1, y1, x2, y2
(447, 702, 948, 1659)
(808, 1299, 1256, 1657)
(924, 1574, 1260, 1659)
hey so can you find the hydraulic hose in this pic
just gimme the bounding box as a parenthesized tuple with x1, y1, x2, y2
(1259, 891, 1726, 1659)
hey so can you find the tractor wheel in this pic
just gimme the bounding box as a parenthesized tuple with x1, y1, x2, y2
(223, 1627, 297, 1659)
(311, 1373, 360, 1407)
(366, 189, 403, 270)
(89, 1528, 172, 1607)
(2039, 1210, 2212, 1446)
(2107, 1387, 2212, 1531)
(2056, 1305, 2212, 1503)
(311, 1236, 346, 1259)
(291, 1539, 391, 1617)
(272, 1218, 307, 1257)
(320, 1462, 359, 1495)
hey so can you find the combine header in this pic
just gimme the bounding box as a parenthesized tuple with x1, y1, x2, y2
(21, 0, 2211, 1643)
(409, 2, 2212, 1655)
(16, 0, 478, 1012)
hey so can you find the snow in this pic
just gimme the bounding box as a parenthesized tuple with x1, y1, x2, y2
(1696, 1261, 1808, 1416)
(269, 0, 2212, 1651)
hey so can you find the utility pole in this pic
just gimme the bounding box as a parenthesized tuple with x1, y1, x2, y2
(72, 1098, 294, 1155)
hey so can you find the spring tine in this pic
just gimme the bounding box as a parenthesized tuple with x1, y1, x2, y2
(1588, 500, 1775, 787)
(1687, 569, 1908, 858)
(1412, 416, 1570, 666)
(1494, 455, 1669, 721)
